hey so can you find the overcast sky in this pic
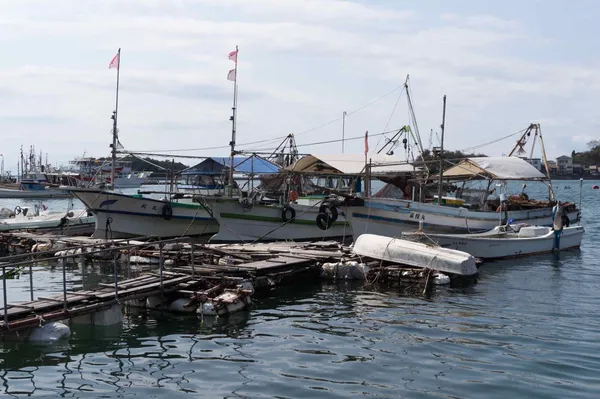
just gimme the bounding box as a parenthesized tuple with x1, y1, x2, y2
(0, 0, 597, 172)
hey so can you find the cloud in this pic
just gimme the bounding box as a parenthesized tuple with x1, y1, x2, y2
(0, 1, 598, 168)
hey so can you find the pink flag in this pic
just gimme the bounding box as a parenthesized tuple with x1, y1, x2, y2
(364, 130, 369, 155)
(227, 69, 236, 81)
(228, 49, 238, 63)
(109, 52, 119, 69)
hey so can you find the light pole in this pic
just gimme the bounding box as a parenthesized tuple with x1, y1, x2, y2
(342, 111, 347, 153)
(0, 154, 4, 181)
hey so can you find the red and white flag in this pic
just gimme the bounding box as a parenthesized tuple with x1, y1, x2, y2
(227, 69, 236, 81)
(109, 52, 120, 70)
(228, 49, 238, 63)
(364, 130, 369, 155)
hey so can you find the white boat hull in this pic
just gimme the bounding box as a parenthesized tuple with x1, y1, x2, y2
(207, 198, 352, 242)
(346, 198, 580, 241)
(403, 225, 584, 259)
(69, 189, 218, 239)
(0, 209, 95, 233)
(353, 233, 477, 276)
(0, 188, 72, 199)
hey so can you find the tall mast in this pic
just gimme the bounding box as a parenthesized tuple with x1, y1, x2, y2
(109, 48, 121, 190)
(437, 95, 447, 206)
(228, 45, 239, 197)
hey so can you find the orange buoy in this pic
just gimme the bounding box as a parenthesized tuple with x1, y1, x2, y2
(289, 190, 299, 202)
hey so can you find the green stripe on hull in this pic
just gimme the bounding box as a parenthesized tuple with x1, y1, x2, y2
(171, 202, 205, 210)
(219, 212, 348, 226)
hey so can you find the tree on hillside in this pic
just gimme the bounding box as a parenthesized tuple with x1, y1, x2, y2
(587, 140, 600, 151)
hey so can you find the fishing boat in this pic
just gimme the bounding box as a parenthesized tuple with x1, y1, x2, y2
(209, 154, 414, 243)
(345, 156, 580, 241)
(64, 50, 218, 239)
(67, 188, 218, 239)
(402, 224, 584, 260)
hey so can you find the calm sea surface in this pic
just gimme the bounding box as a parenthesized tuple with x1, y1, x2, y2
(0, 180, 599, 398)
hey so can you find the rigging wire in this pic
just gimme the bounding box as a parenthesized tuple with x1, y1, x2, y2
(126, 85, 406, 154)
(124, 128, 403, 160)
(374, 88, 406, 152)
(460, 128, 527, 153)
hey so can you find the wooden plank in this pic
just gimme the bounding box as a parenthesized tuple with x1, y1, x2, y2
(6, 303, 35, 309)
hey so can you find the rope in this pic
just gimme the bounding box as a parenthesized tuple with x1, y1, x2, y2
(250, 199, 325, 243)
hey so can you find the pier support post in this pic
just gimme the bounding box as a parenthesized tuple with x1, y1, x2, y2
(29, 264, 33, 301)
(113, 249, 119, 301)
(190, 241, 195, 277)
(62, 259, 67, 313)
(2, 266, 7, 327)
(159, 243, 164, 294)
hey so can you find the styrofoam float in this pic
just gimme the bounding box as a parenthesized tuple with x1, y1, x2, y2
(353, 234, 477, 276)
(28, 321, 71, 342)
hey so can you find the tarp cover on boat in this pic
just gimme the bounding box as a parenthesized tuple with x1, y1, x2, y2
(439, 157, 546, 180)
(184, 155, 280, 175)
(284, 154, 419, 175)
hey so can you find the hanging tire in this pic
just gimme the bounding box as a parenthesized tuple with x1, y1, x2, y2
(319, 202, 338, 222)
(162, 202, 173, 220)
(316, 212, 332, 230)
(281, 205, 296, 223)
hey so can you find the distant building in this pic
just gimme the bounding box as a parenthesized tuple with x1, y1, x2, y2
(556, 155, 573, 175)
(519, 157, 543, 171)
(546, 160, 557, 174)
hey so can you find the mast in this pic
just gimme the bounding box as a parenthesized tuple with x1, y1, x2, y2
(109, 48, 121, 190)
(437, 95, 447, 206)
(228, 45, 239, 197)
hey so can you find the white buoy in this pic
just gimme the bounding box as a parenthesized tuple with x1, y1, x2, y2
(28, 321, 71, 342)
(433, 272, 451, 285)
(168, 298, 196, 313)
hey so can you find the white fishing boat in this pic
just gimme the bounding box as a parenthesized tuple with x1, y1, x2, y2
(112, 171, 152, 189)
(352, 233, 478, 276)
(206, 196, 351, 242)
(345, 156, 580, 241)
(402, 224, 584, 260)
(0, 206, 95, 234)
(67, 188, 218, 239)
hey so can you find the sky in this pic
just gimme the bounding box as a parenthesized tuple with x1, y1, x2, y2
(0, 0, 598, 173)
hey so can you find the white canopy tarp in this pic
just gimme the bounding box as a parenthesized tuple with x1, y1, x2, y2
(285, 154, 419, 175)
(441, 156, 547, 180)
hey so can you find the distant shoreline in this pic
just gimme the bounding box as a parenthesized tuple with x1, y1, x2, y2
(549, 175, 600, 180)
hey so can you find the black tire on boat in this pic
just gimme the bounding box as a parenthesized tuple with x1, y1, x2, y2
(281, 205, 296, 223)
(162, 202, 173, 220)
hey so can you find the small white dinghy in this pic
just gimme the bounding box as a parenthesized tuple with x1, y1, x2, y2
(353, 234, 477, 276)
(0, 206, 94, 232)
(402, 224, 584, 260)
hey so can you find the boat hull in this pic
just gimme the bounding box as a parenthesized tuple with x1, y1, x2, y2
(0, 188, 72, 199)
(404, 225, 584, 259)
(207, 198, 352, 242)
(346, 198, 580, 241)
(69, 189, 218, 239)
(0, 209, 95, 235)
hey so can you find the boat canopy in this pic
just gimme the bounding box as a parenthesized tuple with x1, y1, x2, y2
(183, 155, 280, 176)
(284, 154, 419, 176)
(439, 157, 547, 180)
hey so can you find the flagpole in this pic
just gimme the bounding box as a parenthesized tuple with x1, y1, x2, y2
(110, 48, 121, 190)
(228, 45, 238, 197)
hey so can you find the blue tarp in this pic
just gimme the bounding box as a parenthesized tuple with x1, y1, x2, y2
(183, 155, 279, 175)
